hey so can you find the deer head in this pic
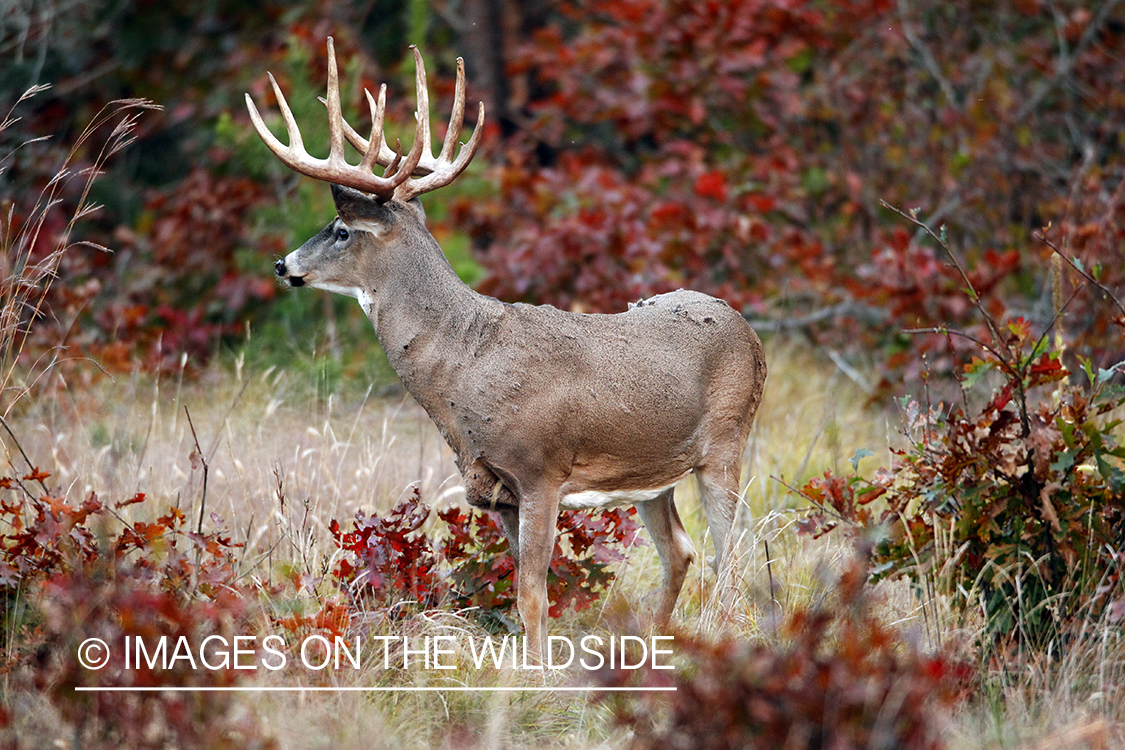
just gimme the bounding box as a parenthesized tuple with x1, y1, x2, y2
(246, 38, 482, 298)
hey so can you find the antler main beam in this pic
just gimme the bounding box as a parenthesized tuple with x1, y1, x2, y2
(245, 38, 484, 203)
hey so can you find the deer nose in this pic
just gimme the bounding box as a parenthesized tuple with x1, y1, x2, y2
(275, 259, 287, 277)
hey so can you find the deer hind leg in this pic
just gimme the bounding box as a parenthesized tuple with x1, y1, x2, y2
(636, 488, 696, 625)
(696, 459, 742, 597)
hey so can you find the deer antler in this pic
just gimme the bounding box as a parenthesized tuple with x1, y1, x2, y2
(245, 38, 484, 203)
(336, 48, 485, 200)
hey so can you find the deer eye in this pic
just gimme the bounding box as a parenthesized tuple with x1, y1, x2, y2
(335, 226, 350, 242)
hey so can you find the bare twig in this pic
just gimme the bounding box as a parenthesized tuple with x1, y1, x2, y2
(882, 200, 1036, 435)
(1016, 0, 1124, 123)
(0, 414, 50, 496)
(896, 0, 959, 108)
(824, 347, 873, 394)
(744, 301, 887, 332)
(902, 328, 1013, 375)
(881, 201, 1007, 353)
(763, 538, 780, 633)
(184, 406, 209, 536)
(1025, 284, 1085, 373)
(770, 474, 851, 525)
(1034, 229, 1125, 320)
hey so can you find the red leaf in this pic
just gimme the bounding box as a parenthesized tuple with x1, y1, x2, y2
(23, 468, 50, 483)
(116, 492, 147, 509)
(693, 170, 729, 202)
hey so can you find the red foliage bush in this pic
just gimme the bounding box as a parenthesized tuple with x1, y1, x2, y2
(440, 502, 644, 618)
(797, 230, 1125, 649)
(80, 167, 276, 373)
(9, 2, 1124, 386)
(0, 471, 273, 748)
(38, 562, 270, 750)
(329, 487, 645, 622)
(330, 487, 442, 605)
(597, 557, 974, 750)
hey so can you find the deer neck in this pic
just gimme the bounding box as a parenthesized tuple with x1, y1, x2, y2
(359, 233, 500, 410)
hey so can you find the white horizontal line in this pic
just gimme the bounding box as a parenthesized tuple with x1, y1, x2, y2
(75, 686, 676, 693)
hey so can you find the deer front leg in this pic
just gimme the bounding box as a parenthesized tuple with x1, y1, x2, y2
(497, 506, 520, 568)
(515, 491, 559, 665)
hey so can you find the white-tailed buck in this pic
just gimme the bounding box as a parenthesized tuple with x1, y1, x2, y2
(247, 39, 766, 661)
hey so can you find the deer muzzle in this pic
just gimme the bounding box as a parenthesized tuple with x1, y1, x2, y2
(275, 259, 305, 287)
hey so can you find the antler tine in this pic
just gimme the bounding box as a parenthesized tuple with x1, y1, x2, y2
(410, 46, 434, 169)
(357, 84, 391, 172)
(438, 57, 468, 163)
(443, 81, 485, 177)
(246, 38, 427, 200)
(393, 47, 484, 201)
(384, 141, 403, 175)
(331, 80, 441, 177)
(387, 109, 428, 185)
(324, 37, 347, 167)
(245, 72, 303, 161)
(332, 84, 415, 172)
(395, 96, 484, 202)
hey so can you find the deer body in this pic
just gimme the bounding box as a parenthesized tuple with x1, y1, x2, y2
(251, 40, 766, 661)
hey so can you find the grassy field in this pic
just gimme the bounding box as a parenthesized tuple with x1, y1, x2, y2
(2, 337, 1121, 749)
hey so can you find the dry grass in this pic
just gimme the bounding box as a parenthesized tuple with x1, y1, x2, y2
(0, 90, 159, 413)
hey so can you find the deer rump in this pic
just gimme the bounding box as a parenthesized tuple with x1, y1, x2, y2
(423, 289, 765, 513)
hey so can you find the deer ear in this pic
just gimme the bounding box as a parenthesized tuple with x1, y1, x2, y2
(331, 183, 392, 225)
